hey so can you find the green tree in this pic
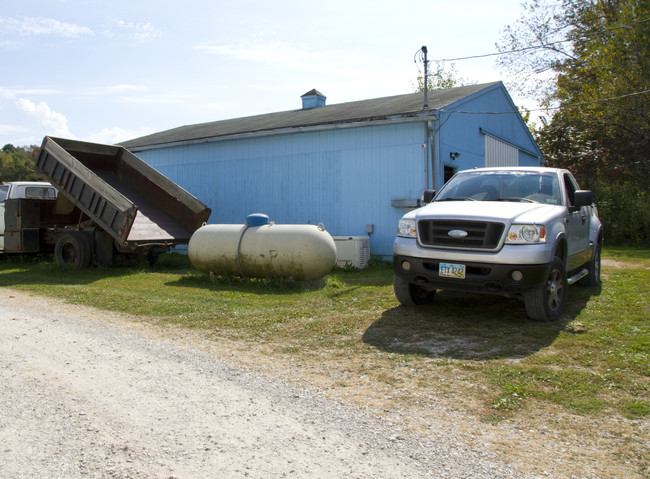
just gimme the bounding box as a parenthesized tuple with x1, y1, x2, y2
(414, 63, 464, 92)
(0, 144, 44, 181)
(497, 0, 650, 244)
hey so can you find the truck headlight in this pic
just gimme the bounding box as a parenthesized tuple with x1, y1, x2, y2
(506, 224, 546, 244)
(398, 218, 417, 238)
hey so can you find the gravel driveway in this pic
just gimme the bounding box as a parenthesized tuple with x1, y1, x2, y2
(0, 290, 526, 478)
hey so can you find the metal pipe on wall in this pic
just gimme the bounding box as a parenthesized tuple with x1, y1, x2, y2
(427, 120, 437, 191)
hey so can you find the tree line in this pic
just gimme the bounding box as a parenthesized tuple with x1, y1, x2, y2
(423, 0, 648, 245)
(498, 0, 649, 245)
(0, 144, 47, 182)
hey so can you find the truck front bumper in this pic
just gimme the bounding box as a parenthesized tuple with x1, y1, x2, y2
(393, 254, 551, 295)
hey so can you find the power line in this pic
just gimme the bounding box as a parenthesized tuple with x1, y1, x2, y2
(438, 41, 569, 62)
(438, 89, 650, 115)
(538, 89, 650, 111)
(435, 17, 650, 63)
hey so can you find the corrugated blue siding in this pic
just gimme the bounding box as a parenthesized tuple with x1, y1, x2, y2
(136, 122, 427, 257)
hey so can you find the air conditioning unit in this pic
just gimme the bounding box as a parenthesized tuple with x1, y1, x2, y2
(332, 235, 370, 269)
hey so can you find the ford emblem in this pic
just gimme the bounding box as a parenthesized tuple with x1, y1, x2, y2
(448, 229, 468, 239)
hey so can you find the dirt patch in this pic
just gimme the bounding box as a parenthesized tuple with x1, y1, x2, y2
(602, 258, 649, 269)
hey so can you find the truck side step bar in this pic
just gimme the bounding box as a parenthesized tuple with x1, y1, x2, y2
(567, 268, 589, 285)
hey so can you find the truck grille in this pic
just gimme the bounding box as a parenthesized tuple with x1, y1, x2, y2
(418, 220, 505, 249)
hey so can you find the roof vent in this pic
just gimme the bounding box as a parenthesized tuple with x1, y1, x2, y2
(301, 89, 326, 109)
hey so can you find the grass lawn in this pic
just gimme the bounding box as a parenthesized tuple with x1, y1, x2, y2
(0, 247, 648, 477)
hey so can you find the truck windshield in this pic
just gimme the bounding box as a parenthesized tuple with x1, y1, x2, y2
(436, 171, 562, 205)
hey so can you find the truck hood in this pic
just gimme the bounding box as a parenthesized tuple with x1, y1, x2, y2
(409, 200, 563, 224)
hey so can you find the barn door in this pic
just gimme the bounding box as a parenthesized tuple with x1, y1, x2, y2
(485, 135, 518, 167)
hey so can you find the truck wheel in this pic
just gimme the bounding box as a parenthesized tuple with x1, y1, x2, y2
(393, 274, 436, 306)
(579, 238, 602, 286)
(524, 257, 567, 321)
(55, 232, 91, 270)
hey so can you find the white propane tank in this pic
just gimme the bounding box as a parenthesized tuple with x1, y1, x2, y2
(188, 214, 337, 280)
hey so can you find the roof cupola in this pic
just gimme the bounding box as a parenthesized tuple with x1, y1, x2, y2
(300, 89, 326, 109)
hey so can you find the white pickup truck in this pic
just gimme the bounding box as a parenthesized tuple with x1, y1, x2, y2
(393, 167, 603, 321)
(0, 181, 58, 251)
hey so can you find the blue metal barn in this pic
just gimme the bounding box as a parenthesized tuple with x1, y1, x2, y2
(121, 82, 542, 257)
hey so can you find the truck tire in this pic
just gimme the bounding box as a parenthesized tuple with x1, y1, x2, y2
(393, 274, 436, 306)
(524, 257, 567, 321)
(579, 238, 602, 286)
(55, 231, 91, 270)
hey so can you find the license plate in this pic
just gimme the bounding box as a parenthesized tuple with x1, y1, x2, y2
(439, 262, 466, 279)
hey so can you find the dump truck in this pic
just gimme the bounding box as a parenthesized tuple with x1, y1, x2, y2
(0, 136, 211, 268)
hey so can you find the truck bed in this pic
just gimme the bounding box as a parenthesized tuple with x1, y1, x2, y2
(93, 170, 192, 242)
(36, 137, 210, 249)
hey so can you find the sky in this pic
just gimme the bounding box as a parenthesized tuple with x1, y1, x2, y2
(0, 0, 532, 148)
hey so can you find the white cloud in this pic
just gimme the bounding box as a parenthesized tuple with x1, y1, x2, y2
(82, 84, 148, 96)
(0, 39, 23, 49)
(0, 124, 29, 135)
(103, 18, 162, 41)
(193, 41, 362, 75)
(196, 101, 225, 110)
(1, 87, 61, 100)
(121, 94, 190, 104)
(83, 126, 156, 145)
(0, 17, 93, 37)
(15, 98, 73, 138)
(10, 98, 154, 145)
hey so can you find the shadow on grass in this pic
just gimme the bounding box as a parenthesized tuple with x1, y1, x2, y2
(0, 255, 153, 288)
(165, 262, 394, 295)
(166, 272, 330, 295)
(363, 285, 602, 360)
(331, 264, 394, 287)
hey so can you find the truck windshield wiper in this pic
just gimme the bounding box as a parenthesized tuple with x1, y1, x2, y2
(437, 197, 477, 202)
(492, 197, 538, 203)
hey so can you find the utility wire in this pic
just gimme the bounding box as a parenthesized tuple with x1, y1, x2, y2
(536, 89, 650, 111)
(438, 89, 650, 115)
(435, 17, 650, 63)
(439, 42, 569, 62)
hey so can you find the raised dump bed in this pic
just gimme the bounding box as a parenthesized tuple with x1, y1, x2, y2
(26, 136, 211, 267)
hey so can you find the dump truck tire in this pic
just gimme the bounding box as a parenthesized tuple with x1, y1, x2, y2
(55, 231, 91, 270)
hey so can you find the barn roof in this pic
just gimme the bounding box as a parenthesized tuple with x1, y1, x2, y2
(121, 82, 501, 150)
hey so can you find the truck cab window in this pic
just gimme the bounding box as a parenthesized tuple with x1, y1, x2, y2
(0, 185, 8, 202)
(25, 186, 57, 199)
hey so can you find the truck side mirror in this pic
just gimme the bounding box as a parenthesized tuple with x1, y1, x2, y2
(421, 189, 436, 203)
(573, 190, 593, 209)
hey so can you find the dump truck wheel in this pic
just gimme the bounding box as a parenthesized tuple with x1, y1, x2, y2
(55, 232, 91, 269)
(147, 250, 160, 267)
